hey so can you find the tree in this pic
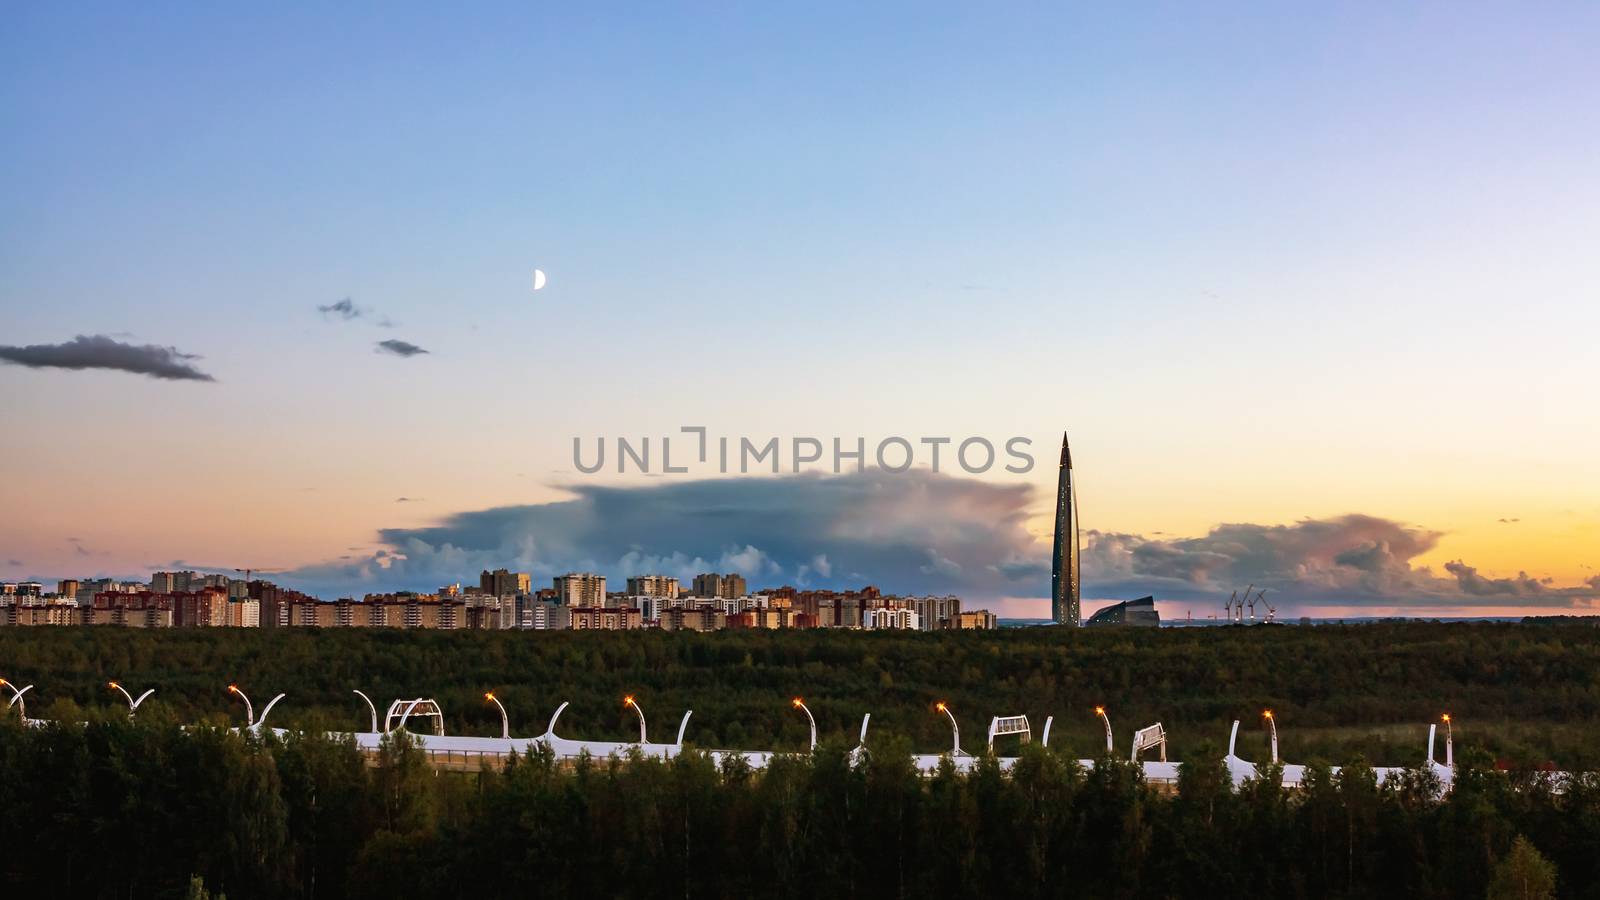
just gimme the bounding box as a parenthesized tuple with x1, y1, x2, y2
(1487, 835, 1557, 900)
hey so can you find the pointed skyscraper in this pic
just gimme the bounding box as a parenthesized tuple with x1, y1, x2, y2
(1051, 431, 1080, 625)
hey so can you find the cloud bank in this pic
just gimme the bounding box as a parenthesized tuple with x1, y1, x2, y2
(280, 472, 1598, 613)
(0, 335, 214, 381)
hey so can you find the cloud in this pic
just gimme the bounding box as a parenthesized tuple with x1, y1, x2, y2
(281, 470, 1037, 599)
(0, 335, 214, 381)
(1083, 515, 1598, 609)
(275, 472, 1600, 613)
(1442, 560, 1548, 597)
(1498, 517, 1521, 524)
(318, 298, 366, 320)
(396, 497, 423, 503)
(6, 559, 22, 568)
(375, 339, 428, 358)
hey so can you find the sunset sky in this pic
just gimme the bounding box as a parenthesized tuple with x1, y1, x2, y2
(4, 4, 1598, 617)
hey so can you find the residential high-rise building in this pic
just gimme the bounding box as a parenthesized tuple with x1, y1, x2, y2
(554, 573, 607, 607)
(480, 568, 531, 596)
(151, 570, 200, 593)
(910, 595, 962, 630)
(569, 606, 642, 630)
(57, 579, 80, 600)
(1051, 432, 1081, 626)
(626, 575, 680, 599)
(692, 572, 747, 599)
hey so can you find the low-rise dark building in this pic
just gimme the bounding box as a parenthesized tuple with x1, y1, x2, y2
(1085, 596, 1160, 627)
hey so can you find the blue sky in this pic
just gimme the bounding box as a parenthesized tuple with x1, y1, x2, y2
(4, 4, 1598, 615)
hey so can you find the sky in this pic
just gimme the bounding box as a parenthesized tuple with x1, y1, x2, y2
(3, 3, 1598, 618)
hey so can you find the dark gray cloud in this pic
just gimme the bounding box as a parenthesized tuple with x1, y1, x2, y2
(277, 473, 1599, 613)
(375, 339, 428, 357)
(318, 298, 365, 320)
(395, 497, 423, 503)
(0, 335, 214, 381)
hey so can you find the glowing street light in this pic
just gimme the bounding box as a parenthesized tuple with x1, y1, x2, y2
(0, 678, 33, 720)
(228, 684, 255, 726)
(792, 697, 817, 750)
(935, 701, 962, 756)
(1262, 709, 1279, 763)
(485, 692, 510, 739)
(1441, 713, 1453, 767)
(107, 681, 154, 716)
(624, 695, 647, 744)
(1095, 706, 1113, 755)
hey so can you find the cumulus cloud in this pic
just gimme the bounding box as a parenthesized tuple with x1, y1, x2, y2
(276, 473, 1600, 612)
(281, 470, 1036, 599)
(0, 335, 214, 381)
(375, 339, 428, 358)
(1083, 515, 1598, 609)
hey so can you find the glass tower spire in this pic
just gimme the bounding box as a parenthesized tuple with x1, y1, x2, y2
(1051, 432, 1080, 625)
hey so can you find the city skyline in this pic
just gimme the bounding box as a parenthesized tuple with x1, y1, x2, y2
(4, 5, 1599, 618)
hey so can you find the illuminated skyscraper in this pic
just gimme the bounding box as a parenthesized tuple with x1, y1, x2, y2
(1051, 432, 1080, 625)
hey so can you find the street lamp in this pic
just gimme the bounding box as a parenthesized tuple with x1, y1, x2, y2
(107, 681, 154, 716)
(624, 695, 647, 743)
(1095, 706, 1113, 755)
(1441, 713, 1453, 767)
(792, 697, 817, 750)
(229, 684, 255, 726)
(0, 678, 33, 720)
(353, 689, 380, 733)
(935, 702, 962, 756)
(486, 692, 510, 739)
(1262, 710, 1279, 763)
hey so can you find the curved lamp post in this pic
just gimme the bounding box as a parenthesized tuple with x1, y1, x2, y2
(624, 695, 647, 743)
(935, 702, 962, 756)
(0, 678, 32, 720)
(108, 681, 154, 716)
(1441, 713, 1453, 767)
(228, 684, 255, 726)
(1263, 709, 1279, 763)
(792, 697, 817, 750)
(486, 692, 510, 739)
(1095, 706, 1113, 755)
(353, 690, 380, 733)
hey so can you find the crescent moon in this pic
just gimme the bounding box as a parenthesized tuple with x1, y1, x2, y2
(532, 269, 547, 291)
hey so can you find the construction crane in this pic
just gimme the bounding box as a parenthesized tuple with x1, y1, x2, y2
(233, 568, 281, 592)
(1247, 593, 1256, 623)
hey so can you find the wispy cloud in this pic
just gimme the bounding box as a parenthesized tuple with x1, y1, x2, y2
(317, 298, 366, 320)
(375, 339, 428, 358)
(395, 497, 423, 503)
(0, 335, 214, 381)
